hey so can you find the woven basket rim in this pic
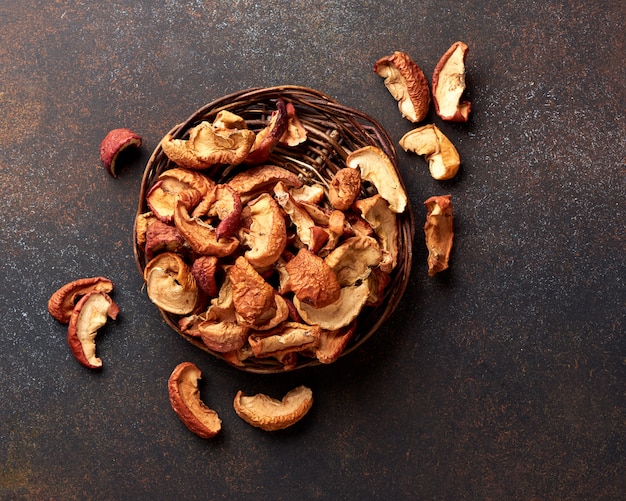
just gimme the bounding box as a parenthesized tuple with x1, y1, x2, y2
(134, 85, 415, 374)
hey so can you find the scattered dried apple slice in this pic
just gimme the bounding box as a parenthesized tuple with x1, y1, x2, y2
(48, 276, 114, 324)
(67, 291, 119, 369)
(399, 124, 461, 180)
(100, 128, 142, 178)
(168, 362, 222, 439)
(424, 194, 454, 276)
(233, 385, 313, 431)
(432, 41, 472, 122)
(374, 51, 430, 123)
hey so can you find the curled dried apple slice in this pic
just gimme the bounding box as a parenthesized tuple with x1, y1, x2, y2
(233, 385, 313, 431)
(48, 276, 114, 324)
(67, 291, 119, 369)
(168, 362, 222, 438)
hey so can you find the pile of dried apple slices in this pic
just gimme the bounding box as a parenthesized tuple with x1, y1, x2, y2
(135, 97, 408, 372)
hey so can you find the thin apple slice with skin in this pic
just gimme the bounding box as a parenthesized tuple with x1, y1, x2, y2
(67, 291, 119, 369)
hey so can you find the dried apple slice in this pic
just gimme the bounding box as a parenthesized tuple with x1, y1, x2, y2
(399, 124, 461, 180)
(161, 121, 255, 170)
(244, 98, 289, 164)
(424, 194, 454, 276)
(168, 362, 222, 438)
(285, 248, 341, 308)
(48, 276, 114, 324)
(67, 291, 119, 369)
(432, 41, 472, 122)
(294, 280, 370, 331)
(346, 146, 407, 214)
(233, 385, 313, 431)
(239, 193, 287, 267)
(374, 51, 430, 123)
(144, 252, 198, 315)
(100, 128, 142, 178)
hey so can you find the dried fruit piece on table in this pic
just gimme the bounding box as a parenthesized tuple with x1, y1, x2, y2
(144, 252, 198, 315)
(67, 291, 119, 369)
(161, 120, 255, 170)
(100, 128, 142, 178)
(399, 124, 461, 180)
(374, 51, 431, 123)
(423, 194, 454, 276)
(233, 385, 313, 431)
(328, 167, 361, 211)
(168, 362, 222, 439)
(432, 41, 471, 122)
(346, 145, 407, 214)
(48, 276, 114, 324)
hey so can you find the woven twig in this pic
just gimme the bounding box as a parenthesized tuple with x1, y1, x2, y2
(134, 85, 414, 373)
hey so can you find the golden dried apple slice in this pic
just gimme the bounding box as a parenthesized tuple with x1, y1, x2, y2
(399, 124, 461, 180)
(346, 145, 407, 214)
(432, 41, 472, 122)
(233, 385, 313, 431)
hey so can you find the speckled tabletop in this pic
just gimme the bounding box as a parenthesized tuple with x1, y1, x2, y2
(1, 1, 624, 500)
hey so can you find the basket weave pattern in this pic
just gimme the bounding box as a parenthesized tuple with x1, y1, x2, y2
(134, 85, 414, 373)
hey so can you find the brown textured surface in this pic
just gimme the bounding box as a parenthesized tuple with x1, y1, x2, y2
(1, 1, 624, 499)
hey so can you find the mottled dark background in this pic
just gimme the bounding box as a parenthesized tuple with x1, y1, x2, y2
(1, 1, 624, 500)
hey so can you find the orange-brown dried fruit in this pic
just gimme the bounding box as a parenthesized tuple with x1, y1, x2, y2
(424, 194, 454, 276)
(168, 362, 222, 438)
(374, 51, 430, 123)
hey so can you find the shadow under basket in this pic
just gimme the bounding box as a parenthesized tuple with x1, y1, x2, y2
(134, 85, 415, 373)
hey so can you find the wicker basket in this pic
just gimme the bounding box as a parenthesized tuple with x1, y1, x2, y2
(134, 85, 414, 373)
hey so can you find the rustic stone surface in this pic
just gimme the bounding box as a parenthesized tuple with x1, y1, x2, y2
(1, 1, 624, 499)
